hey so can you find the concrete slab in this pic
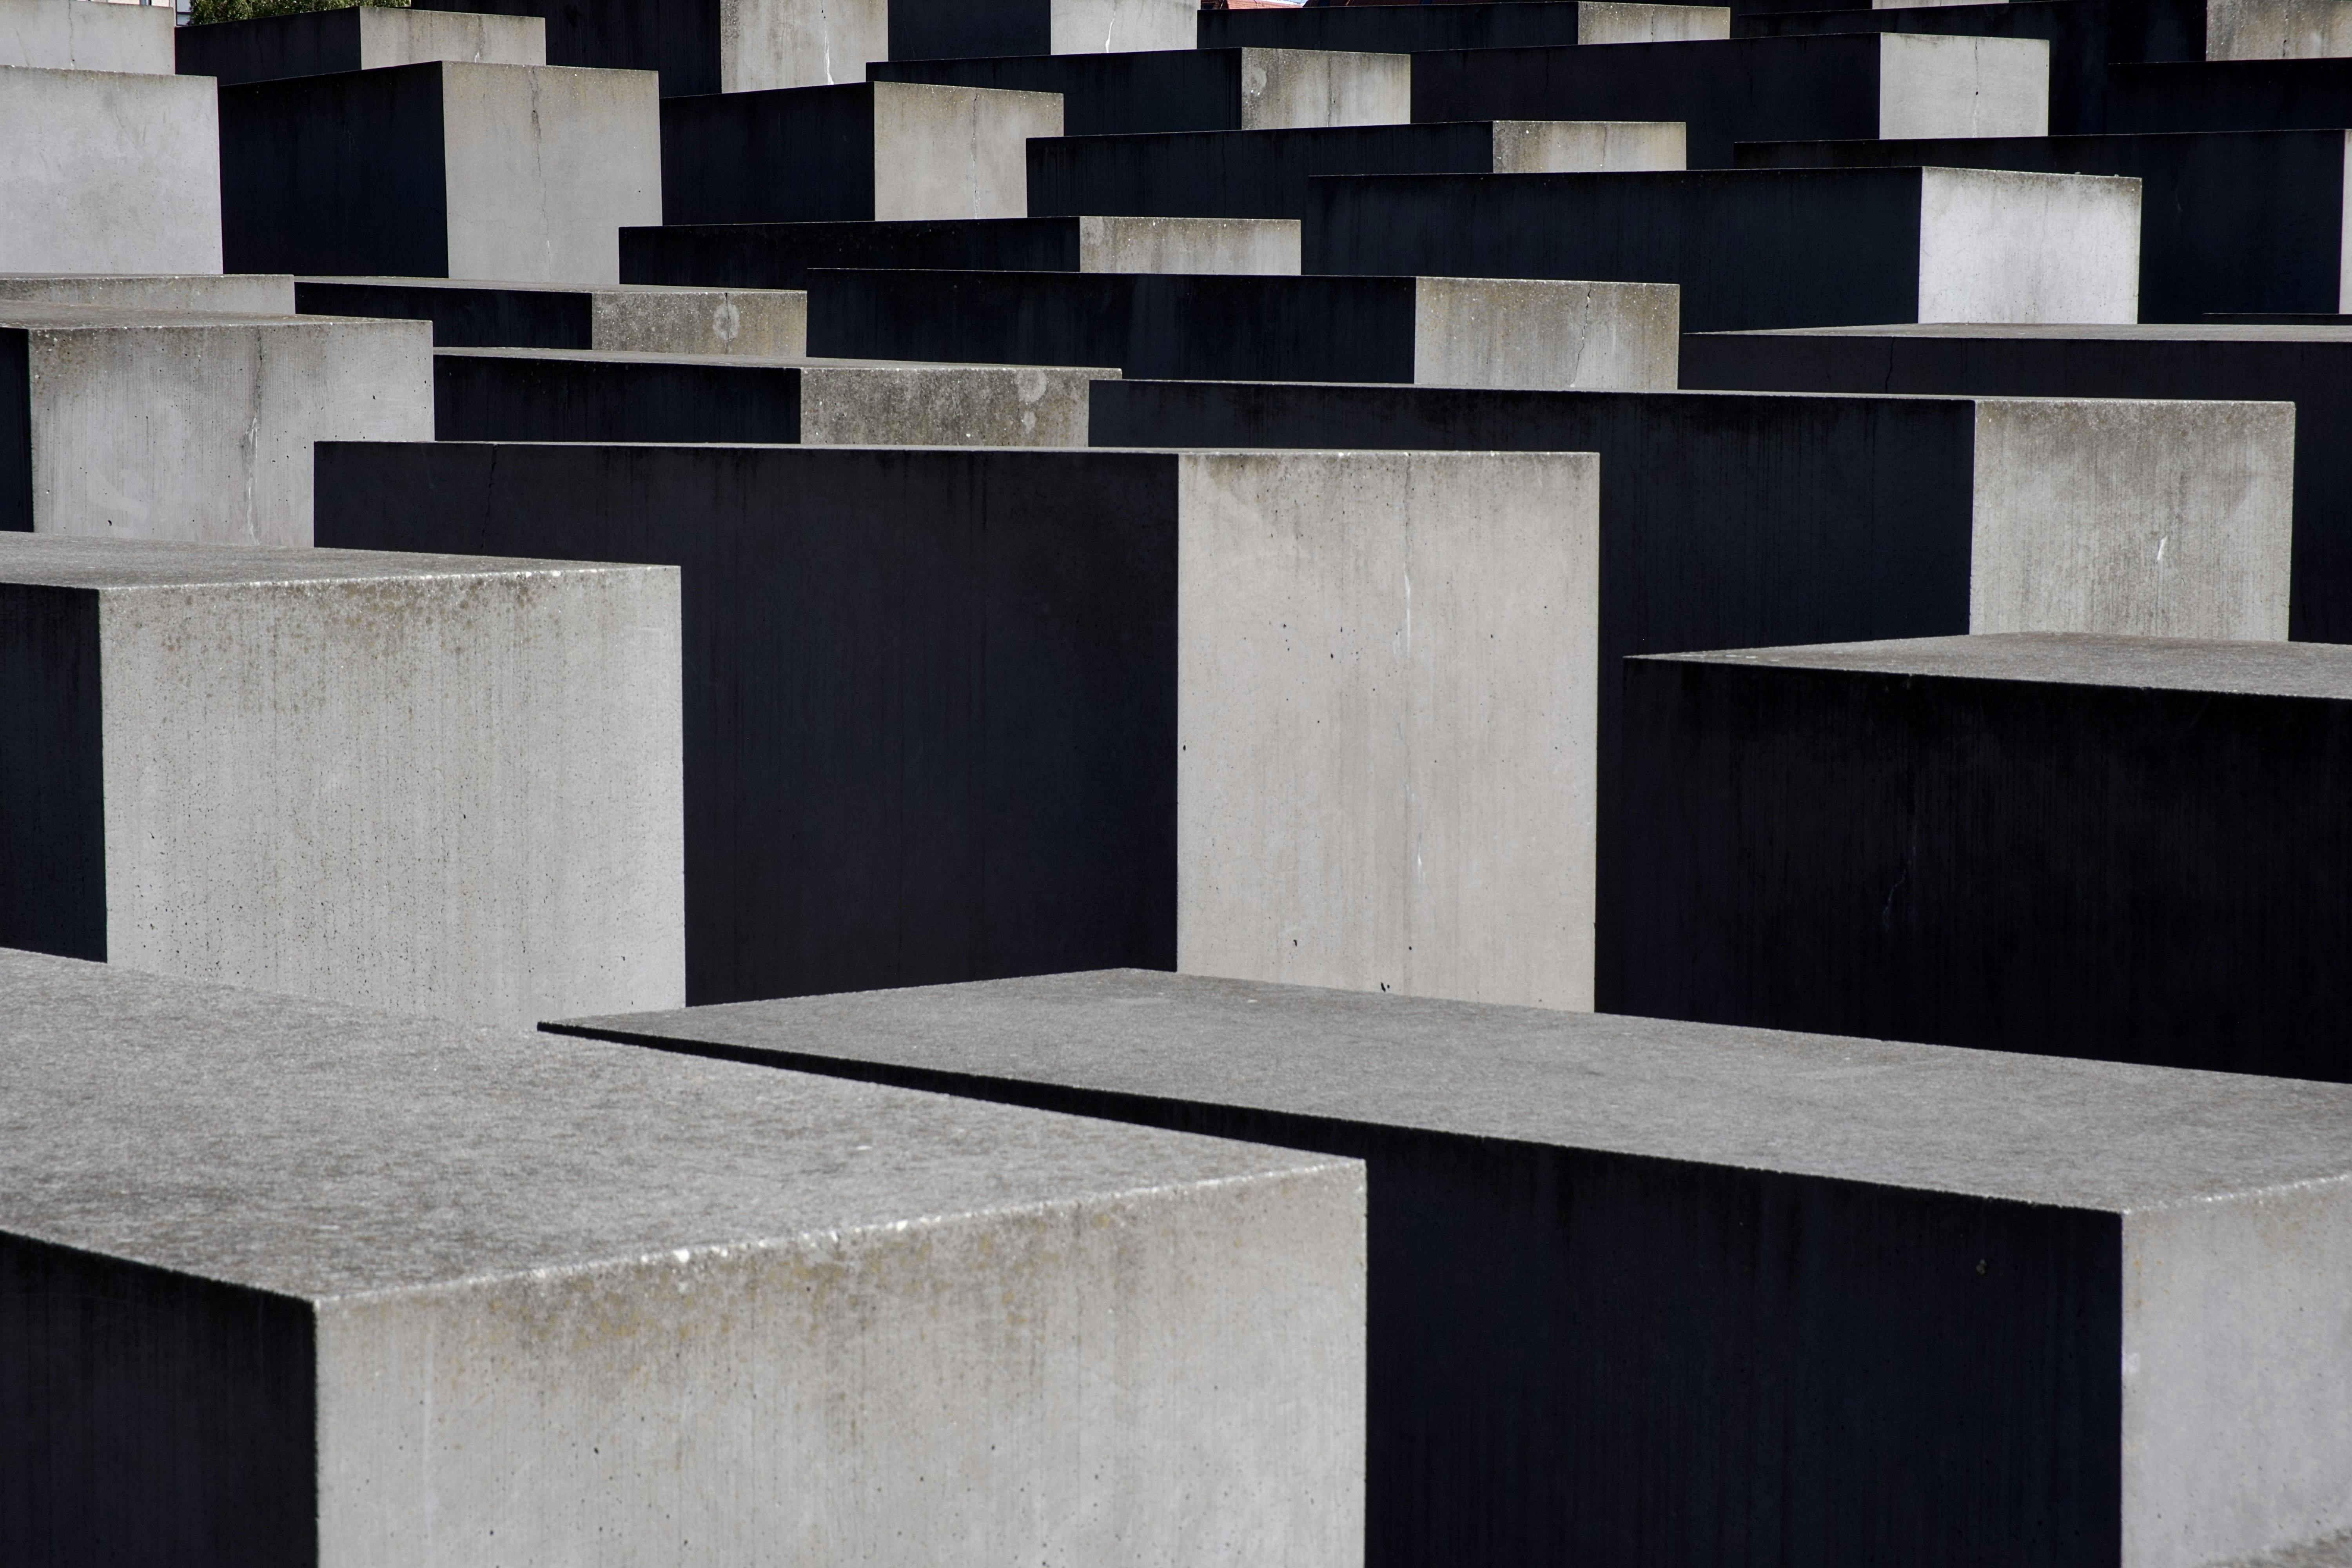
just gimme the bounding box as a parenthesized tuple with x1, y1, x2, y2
(1029, 118, 1688, 220)
(625, 215, 1302, 288)
(295, 276, 807, 355)
(892, 0, 1198, 60)
(1621, 633, 2352, 1089)
(0, 65, 220, 274)
(1409, 34, 2048, 165)
(2109, 54, 2352, 129)
(552, 966, 2352, 1568)
(1200, 0, 1730, 50)
(1306, 167, 2141, 330)
(316, 443, 1601, 1011)
(871, 46, 1410, 136)
(174, 4, 544, 86)
(219, 61, 661, 284)
(1681, 322, 2352, 642)
(432, 348, 1112, 446)
(0, 537, 683, 1024)
(454, 0, 890, 95)
(1090, 377, 2293, 1006)
(660, 79, 1062, 225)
(0, 949, 1363, 1566)
(0, 0, 170, 72)
(0, 303, 432, 544)
(807, 270, 1681, 389)
(1737, 129, 2352, 322)
(0, 272, 294, 313)
(2209, 0, 2352, 56)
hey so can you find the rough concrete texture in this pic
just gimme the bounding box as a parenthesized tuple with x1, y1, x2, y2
(1969, 397, 2291, 639)
(874, 46, 1408, 136)
(552, 966, 2352, 1568)
(891, 0, 1198, 59)
(722, 0, 888, 90)
(1, 304, 432, 544)
(660, 80, 1062, 225)
(1413, 276, 1681, 390)
(0, 66, 220, 274)
(1920, 167, 2141, 321)
(1307, 167, 2140, 331)
(0, 537, 684, 1026)
(173, 4, 543, 87)
(1176, 451, 1601, 1010)
(1407, 34, 2048, 166)
(0, 949, 1365, 1568)
(220, 62, 661, 284)
(0, 272, 294, 313)
(298, 276, 807, 356)
(432, 348, 1110, 446)
(1677, 322, 2352, 641)
(808, 269, 1680, 388)
(2208, 0, 2352, 56)
(1492, 116, 1688, 171)
(1200, 0, 1724, 50)
(624, 216, 1299, 290)
(0, 0, 169, 72)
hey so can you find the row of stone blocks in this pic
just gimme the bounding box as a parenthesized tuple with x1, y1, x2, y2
(9, 944, 2350, 1566)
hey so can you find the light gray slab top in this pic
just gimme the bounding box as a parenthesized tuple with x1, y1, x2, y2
(559, 969, 2352, 1214)
(1646, 632, 2352, 701)
(435, 346, 1122, 376)
(1710, 323, 2352, 344)
(0, 949, 1327, 1300)
(0, 534, 651, 590)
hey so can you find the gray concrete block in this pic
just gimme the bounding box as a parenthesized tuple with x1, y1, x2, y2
(433, 348, 1112, 446)
(1089, 378, 2293, 1005)
(1735, 129, 2352, 322)
(808, 270, 1681, 389)
(1679, 323, 2352, 641)
(297, 275, 807, 355)
(872, 46, 1409, 136)
(1621, 634, 2352, 1092)
(441, 0, 891, 95)
(1307, 167, 2141, 330)
(1200, 0, 1728, 51)
(661, 78, 1062, 224)
(2209, 0, 2352, 56)
(0, 303, 432, 543)
(0, 272, 294, 313)
(892, 0, 1199, 60)
(0, 537, 684, 1025)
(0, 0, 170, 72)
(220, 62, 661, 284)
(1410, 34, 2046, 165)
(0, 949, 1363, 1567)
(316, 443, 1600, 1010)
(174, 4, 543, 86)
(1028, 118, 1686, 220)
(2108, 55, 2352, 131)
(551, 966, 2352, 1568)
(625, 215, 1301, 289)
(0, 65, 220, 274)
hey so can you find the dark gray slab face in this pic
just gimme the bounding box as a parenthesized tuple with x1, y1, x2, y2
(808, 269, 1419, 380)
(1198, 2, 1602, 52)
(1680, 323, 2352, 641)
(1303, 167, 2129, 331)
(554, 966, 2352, 1568)
(871, 46, 1398, 136)
(299, 276, 595, 348)
(314, 442, 1180, 1005)
(1406, 34, 2042, 166)
(433, 0, 722, 96)
(1028, 119, 1652, 221)
(1732, 0, 2211, 134)
(1733, 129, 2348, 321)
(173, 5, 543, 87)
(623, 214, 1297, 289)
(0, 948, 1358, 1568)
(1620, 632, 2352, 1082)
(433, 348, 807, 441)
(2108, 57, 2352, 134)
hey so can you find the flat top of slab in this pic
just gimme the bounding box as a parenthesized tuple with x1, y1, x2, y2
(301, 276, 804, 299)
(560, 968, 2352, 1213)
(0, 534, 657, 590)
(1705, 323, 2352, 344)
(0, 302, 311, 329)
(1645, 631, 2352, 701)
(0, 950, 1332, 1299)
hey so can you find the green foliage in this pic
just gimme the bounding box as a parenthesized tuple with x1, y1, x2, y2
(188, 0, 409, 23)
